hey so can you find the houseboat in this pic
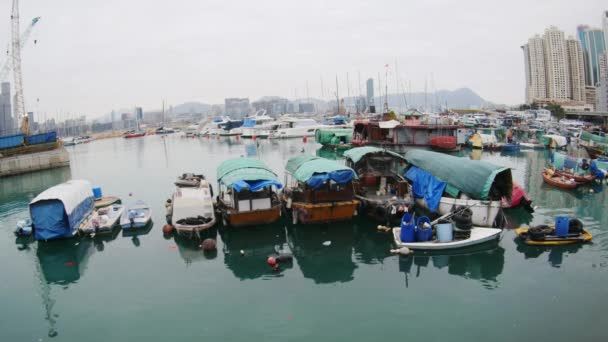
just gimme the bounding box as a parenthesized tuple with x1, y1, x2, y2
(344, 147, 412, 224)
(404, 150, 513, 227)
(282, 155, 359, 224)
(351, 119, 467, 153)
(216, 158, 283, 227)
(29, 180, 95, 241)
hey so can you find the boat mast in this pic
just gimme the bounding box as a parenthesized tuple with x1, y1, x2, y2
(335, 75, 340, 115)
(346, 72, 351, 114)
(383, 64, 389, 113)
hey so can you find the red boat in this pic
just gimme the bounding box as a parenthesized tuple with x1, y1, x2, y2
(554, 170, 595, 183)
(542, 170, 578, 189)
(429, 136, 457, 151)
(124, 130, 146, 139)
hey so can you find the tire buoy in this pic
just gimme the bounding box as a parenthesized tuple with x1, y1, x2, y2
(201, 238, 217, 252)
(276, 252, 293, 262)
(162, 224, 174, 234)
(267, 256, 277, 266)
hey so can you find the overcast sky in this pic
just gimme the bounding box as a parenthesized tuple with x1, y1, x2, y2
(0, 0, 606, 119)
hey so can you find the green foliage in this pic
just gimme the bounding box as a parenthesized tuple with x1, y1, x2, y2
(545, 102, 565, 119)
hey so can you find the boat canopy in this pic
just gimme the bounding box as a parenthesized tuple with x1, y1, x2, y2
(285, 155, 357, 189)
(343, 146, 406, 164)
(315, 128, 353, 145)
(378, 120, 401, 129)
(551, 152, 589, 175)
(542, 135, 568, 147)
(580, 132, 608, 145)
(405, 150, 512, 200)
(217, 158, 282, 192)
(242, 119, 256, 128)
(29, 180, 94, 240)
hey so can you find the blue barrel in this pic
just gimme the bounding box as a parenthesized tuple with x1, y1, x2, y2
(555, 216, 569, 237)
(416, 216, 433, 242)
(436, 223, 454, 242)
(92, 187, 103, 200)
(400, 213, 416, 243)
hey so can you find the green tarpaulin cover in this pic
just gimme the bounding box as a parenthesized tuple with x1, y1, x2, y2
(343, 146, 406, 164)
(315, 128, 353, 145)
(405, 150, 512, 200)
(580, 132, 608, 145)
(285, 154, 357, 183)
(217, 158, 278, 187)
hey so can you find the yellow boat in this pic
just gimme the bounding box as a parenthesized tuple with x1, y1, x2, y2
(515, 226, 592, 246)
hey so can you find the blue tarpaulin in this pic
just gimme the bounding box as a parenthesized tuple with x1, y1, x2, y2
(405, 166, 447, 211)
(232, 179, 283, 192)
(306, 169, 355, 190)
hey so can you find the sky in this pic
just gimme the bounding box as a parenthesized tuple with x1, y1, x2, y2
(0, 0, 606, 119)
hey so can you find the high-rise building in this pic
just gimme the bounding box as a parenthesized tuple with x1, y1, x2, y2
(566, 37, 585, 102)
(544, 27, 570, 100)
(603, 11, 608, 53)
(0, 82, 13, 135)
(366, 78, 375, 112)
(577, 25, 606, 86)
(224, 98, 250, 119)
(134, 107, 143, 121)
(597, 53, 608, 112)
(522, 35, 547, 103)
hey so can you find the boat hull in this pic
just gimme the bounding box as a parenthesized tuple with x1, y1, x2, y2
(515, 227, 592, 245)
(221, 206, 281, 227)
(415, 197, 502, 227)
(542, 171, 578, 189)
(94, 196, 121, 208)
(393, 227, 502, 250)
(554, 170, 595, 183)
(174, 218, 216, 237)
(290, 200, 359, 224)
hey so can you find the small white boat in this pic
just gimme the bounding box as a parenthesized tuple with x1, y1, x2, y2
(183, 125, 201, 137)
(200, 118, 226, 136)
(392, 227, 501, 250)
(81, 204, 125, 235)
(120, 201, 152, 229)
(519, 141, 544, 149)
(167, 181, 216, 238)
(415, 197, 502, 227)
(269, 116, 327, 139)
(240, 110, 275, 138)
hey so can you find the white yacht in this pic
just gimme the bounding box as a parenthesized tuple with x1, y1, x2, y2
(200, 118, 227, 136)
(268, 116, 327, 139)
(240, 110, 275, 138)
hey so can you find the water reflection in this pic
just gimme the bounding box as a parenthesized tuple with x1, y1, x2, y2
(220, 224, 290, 279)
(173, 228, 218, 265)
(398, 245, 505, 290)
(515, 242, 584, 268)
(287, 222, 357, 284)
(316, 146, 346, 160)
(122, 222, 154, 247)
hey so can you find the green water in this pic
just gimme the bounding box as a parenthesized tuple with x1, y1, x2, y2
(1, 136, 607, 341)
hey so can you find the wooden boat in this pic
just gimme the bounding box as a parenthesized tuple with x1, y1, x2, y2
(216, 158, 283, 227)
(94, 196, 121, 208)
(515, 226, 592, 246)
(81, 204, 125, 235)
(581, 144, 607, 159)
(120, 201, 152, 229)
(166, 181, 215, 238)
(393, 227, 501, 250)
(542, 170, 578, 189)
(282, 155, 359, 224)
(344, 147, 412, 224)
(553, 169, 595, 183)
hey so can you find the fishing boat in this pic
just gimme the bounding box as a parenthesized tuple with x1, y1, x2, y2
(94, 196, 121, 208)
(174, 173, 205, 188)
(404, 150, 513, 227)
(80, 204, 125, 235)
(541, 169, 578, 189)
(120, 201, 152, 229)
(216, 158, 283, 227)
(468, 131, 503, 151)
(281, 155, 359, 224)
(269, 116, 326, 139)
(29, 180, 95, 241)
(392, 227, 501, 250)
(240, 110, 275, 138)
(549, 152, 595, 183)
(515, 222, 592, 246)
(344, 147, 412, 224)
(542, 134, 568, 149)
(315, 128, 353, 150)
(166, 181, 215, 238)
(581, 144, 608, 159)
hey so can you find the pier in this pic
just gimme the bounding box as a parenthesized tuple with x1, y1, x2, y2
(0, 148, 70, 177)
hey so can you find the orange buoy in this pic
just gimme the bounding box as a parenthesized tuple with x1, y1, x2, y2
(303, 136, 308, 143)
(267, 256, 277, 266)
(162, 224, 174, 234)
(202, 238, 217, 252)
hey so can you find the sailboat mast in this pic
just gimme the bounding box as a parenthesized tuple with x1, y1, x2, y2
(335, 75, 340, 115)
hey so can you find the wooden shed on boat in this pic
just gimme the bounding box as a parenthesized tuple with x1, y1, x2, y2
(216, 158, 283, 227)
(282, 155, 359, 224)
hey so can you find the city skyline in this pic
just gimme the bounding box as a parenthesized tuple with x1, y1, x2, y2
(0, 0, 606, 119)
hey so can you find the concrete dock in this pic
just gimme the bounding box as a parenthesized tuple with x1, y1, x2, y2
(0, 148, 70, 177)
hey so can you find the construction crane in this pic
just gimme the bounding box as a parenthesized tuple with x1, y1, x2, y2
(0, 16, 39, 82)
(10, 0, 27, 134)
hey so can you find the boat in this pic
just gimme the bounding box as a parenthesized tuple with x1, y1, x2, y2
(80, 204, 125, 235)
(94, 196, 121, 208)
(120, 201, 152, 229)
(392, 227, 501, 250)
(504, 182, 533, 211)
(351, 118, 467, 153)
(513, 127, 545, 149)
(315, 128, 353, 150)
(281, 155, 359, 224)
(502, 143, 520, 152)
(344, 147, 412, 224)
(14, 219, 33, 237)
(269, 116, 326, 139)
(183, 125, 200, 137)
(155, 126, 176, 135)
(541, 169, 578, 189)
(174, 173, 205, 188)
(124, 130, 146, 139)
(581, 144, 608, 159)
(29, 180, 95, 241)
(240, 110, 275, 138)
(515, 224, 592, 246)
(404, 150, 513, 227)
(216, 158, 283, 227)
(542, 134, 568, 149)
(553, 170, 596, 183)
(219, 118, 244, 136)
(166, 181, 216, 238)
(549, 152, 595, 183)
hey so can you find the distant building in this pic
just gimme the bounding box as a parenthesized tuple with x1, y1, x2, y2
(585, 86, 597, 110)
(356, 96, 367, 113)
(566, 37, 585, 102)
(252, 96, 288, 116)
(135, 107, 143, 121)
(577, 25, 606, 86)
(298, 102, 315, 113)
(596, 53, 608, 112)
(522, 35, 547, 103)
(0, 82, 13, 135)
(143, 111, 163, 125)
(366, 78, 375, 112)
(604, 11, 608, 51)
(224, 98, 250, 119)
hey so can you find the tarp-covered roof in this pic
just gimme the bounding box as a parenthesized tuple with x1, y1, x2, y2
(285, 154, 357, 183)
(30, 180, 93, 215)
(343, 146, 406, 164)
(217, 158, 279, 187)
(405, 150, 512, 200)
(580, 132, 608, 145)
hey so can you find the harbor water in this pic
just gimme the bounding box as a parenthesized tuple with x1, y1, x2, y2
(1, 135, 607, 341)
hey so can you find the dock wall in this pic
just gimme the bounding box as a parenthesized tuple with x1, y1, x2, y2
(0, 149, 71, 178)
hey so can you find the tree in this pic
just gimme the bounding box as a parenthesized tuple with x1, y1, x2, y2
(545, 102, 565, 119)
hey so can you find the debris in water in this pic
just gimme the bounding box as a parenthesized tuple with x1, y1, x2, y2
(322, 241, 331, 246)
(240, 249, 245, 256)
(65, 261, 75, 267)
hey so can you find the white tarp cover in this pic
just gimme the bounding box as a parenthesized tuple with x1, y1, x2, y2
(30, 180, 93, 215)
(378, 120, 401, 129)
(480, 134, 498, 145)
